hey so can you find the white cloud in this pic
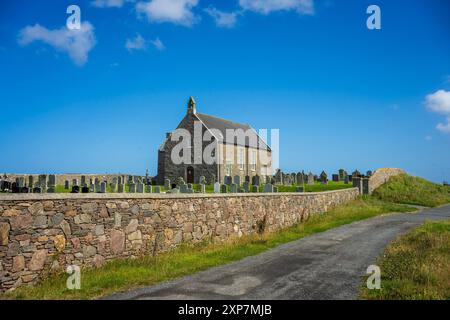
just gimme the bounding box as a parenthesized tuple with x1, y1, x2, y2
(91, 0, 125, 8)
(136, 0, 199, 26)
(425, 90, 450, 134)
(151, 37, 166, 50)
(17, 22, 96, 66)
(436, 118, 450, 133)
(125, 34, 147, 51)
(425, 90, 450, 115)
(239, 0, 315, 15)
(204, 7, 238, 28)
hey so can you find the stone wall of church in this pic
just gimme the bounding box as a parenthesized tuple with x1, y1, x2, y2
(0, 188, 359, 291)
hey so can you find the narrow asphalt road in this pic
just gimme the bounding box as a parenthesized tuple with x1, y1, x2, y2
(106, 204, 450, 300)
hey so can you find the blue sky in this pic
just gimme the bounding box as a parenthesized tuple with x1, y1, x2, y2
(0, 0, 449, 182)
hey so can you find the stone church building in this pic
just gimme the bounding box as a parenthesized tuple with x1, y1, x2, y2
(157, 97, 272, 185)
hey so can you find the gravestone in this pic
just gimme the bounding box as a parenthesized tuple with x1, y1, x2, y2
(224, 176, 232, 186)
(245, 175, 250, 183)
(17, 177, 25, 188)
(33, 187, 42, 193)
(180, 184, 188, 193)
(164, 179, 171, 190)
(81, 175, 86, 187)
(243, 181, 250, 193)
(95, 182, 100, 193)
(220, 184, 227, 193)
(154, 186, 160, 193)
(11, 182, 19, 193)
(117, 184, 124, 193)
(146, 185, 153, 193)
(251, 175, 260, 186)
(137, 183, 144, 193)
(47, 186, 55, 193)
(28, 175, 34, 188)
(176, 177, 185, 186)
(307, 173, 314, 185)
(233, 175, 241, 186)
(296, 172, 304, 186)
(99, 182, 106, 193)
(231, 183, 238, 193)
(344, 175, 349, 184)
(338, 169, 345, 181)
(168, 188, 179, 194)
(273, 186, 278, 192)
(48, 175, 56, 187)
(200, 184, 206, 193)
(110, 183, 117, 193)
(332, 174, 339, 182)
(214, 182, 220, 193)
(291, 173, 297, 185)
(352, 170, 361, 178)
(320, 171, 328, 184)
(82, 186, 89, 193)
(199, 176, 207, 185)
(353, 177, 363, 194)
(187, 183, 193, 189)
(274, 169, 283, 185)
(186, 186, 194, 193)
(252, 185, 259, 193)
(38, 174, 47, 189)
(72, 179, 79, 187)
(129, 183, 136, 193)
(264, 183, 273, 193)
(118, 176, 122, 185)
(71, 186, 80, 193)
(90, 184, 95, 193)
(21, 187, 30, 193)
(348, 175, 353, 182)
(362, 178, 370, 194)
(64, 180, 70, 190)
(296, 186, 304, 192)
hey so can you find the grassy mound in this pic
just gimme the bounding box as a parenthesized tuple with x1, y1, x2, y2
(361, 221, 450, 300)
(373, 174, 450, 207)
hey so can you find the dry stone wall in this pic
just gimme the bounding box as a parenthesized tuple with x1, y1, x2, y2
(0, 188, 358, 291)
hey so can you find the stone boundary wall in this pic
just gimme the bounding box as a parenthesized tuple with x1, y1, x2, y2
(368, 168, 405, 194)
(0, 188, 358, 291)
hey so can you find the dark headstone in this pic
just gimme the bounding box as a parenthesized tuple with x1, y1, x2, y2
(71, 186, 80, 193)
(82, 186, 90, 193)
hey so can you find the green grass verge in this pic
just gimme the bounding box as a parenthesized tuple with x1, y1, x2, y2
(360, 221, 450, 300)
(1, 197, 414, 300)
(373, 174, 450, 207)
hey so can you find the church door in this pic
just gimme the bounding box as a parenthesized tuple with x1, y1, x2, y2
(187, 167, 194, 184)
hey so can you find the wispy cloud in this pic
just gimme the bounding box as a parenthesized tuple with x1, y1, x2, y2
(91, 0, 125, 8)
(151, 37, 166, 50)
(136, 0, 199, 26)
(17, 22, 96, 66)
(204, 7, 239, 28)
(125, 34, 147, 51)
(425, 89, 450, 134)
(239, 0, 315, 15)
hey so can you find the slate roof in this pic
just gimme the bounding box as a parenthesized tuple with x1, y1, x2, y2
(195, 113, 271, 150)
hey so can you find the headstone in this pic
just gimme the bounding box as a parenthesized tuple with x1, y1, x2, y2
(251, 175, 260, 186)
(176, 177, 185, 186)
(64, 180, 70, 190)
(220, 184, 227, 193)
(137, 183, 144, 193)
(362, 178, 370, 194)
(230, 183, 237, 193)
(90, 184, 95, 193)
(338, 169, 345, 181)
(200, 184, 206, 193)
(117, 184, 124, 193)
(47, 187, 55, 193)
(33, 186, 42, 193)
(118, 176, 122, 185)
(307, 172, 314, 185)
(273, 186, 278, 192)
(245, 175, 250, 183)
(332, 174, 339, 182)
(187, 183, 193, 189)
(17, 177, 25, 188)
(348, 175, 353, 182)
(344, 175, 349, 184)
(82, 186, 89, 193)
(28, 175, 34, 188)
(180, 184, 188, 193)
(320, 171, 328, 184)
(233, 175, 241, 186)
(168, 188, 179, 194)
(129, 183, 136, 193)
(38, 174, 47, 189)
(71, 186, 80, 193)
(214, 182, 220, 193)
(264, 183, 273, 193)
(21, 187, 30, 193)
(11, 182, 19, 193)
(164, 179, 171, 190)
(110, 183, 117, 193)
(352, 170, 361, 178)
(99, 182, 106, 193)
(290, 173, 297, 185)
(243, 181, 250, 193)
(72, 179, 79, 187)
(224, 176, 232, 186)
(296, 187, 304, 192)
(154, 186, 160, 193)
(297, 172, 304, 185)
(199, 176, 207, 185)
(252, 185, 259, 193)
(81, 175, 86, 187)
(353, 177, 363, 194)
(146, 185, 153, 193)
(274, 169, 283, 185)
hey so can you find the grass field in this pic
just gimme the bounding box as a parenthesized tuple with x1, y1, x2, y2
(1, 197, 413, 300)
(360, 221, 450, 300)
(373, 174, 450, 207)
